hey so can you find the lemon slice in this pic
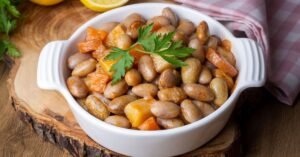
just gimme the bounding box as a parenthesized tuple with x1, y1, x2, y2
(30, 0, 64, 6)
(81, 0, 129, 12)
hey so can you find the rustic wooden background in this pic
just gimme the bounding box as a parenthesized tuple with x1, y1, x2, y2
(1, 0, 300, 156)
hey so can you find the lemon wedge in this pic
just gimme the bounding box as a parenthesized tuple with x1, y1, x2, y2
(81, 0, 129, 12)
(30, 0, 64, 6)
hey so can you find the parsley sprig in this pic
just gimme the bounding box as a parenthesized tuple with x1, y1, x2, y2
(105, 24, 195, 84)
(0, 0, 21, 61)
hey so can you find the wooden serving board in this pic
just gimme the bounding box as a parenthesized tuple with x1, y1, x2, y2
(7, 0, 242, 156)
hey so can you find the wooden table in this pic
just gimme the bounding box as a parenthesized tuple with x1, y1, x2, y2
(1, 61, 299, 156)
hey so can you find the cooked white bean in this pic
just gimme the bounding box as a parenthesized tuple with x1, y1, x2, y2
(138, 55, 157, 81)
(156, 25, 175, 35)
(181, 58, 202, 84)
(159, 69, 180, 88)
(157, 118, 184, 129)
(162, 7, 178, 27)
(151, 101, 180, 119)
(158, 87, 186, 104)
(86, 95, 110, 120)
(117, 34, 132, 49)
(198, 66, 212, 84)
(125, 69, 142, 86)
(197, 21, 210, 44)
(68, 53, 91, 69)
(126, 21, 144, 39)
(67, 76, 88, 98)
(132, 83, 158, 98)
(72, 58, 97, 77)
(188, 38, 205, 63)
(123, 13, 145, 28)
(151, 54, 173, 73)
(104, 80, 129, 99)
(105, 115, 131, 128)
(210, 78, 228, 107)
(172, 31, 186, 43)
(181, 99, 203, 123)
(147, 16, 170, 28)
(207, 35, 221, 50)
(108, 95, 137, 114)
(177, 19, 195, 36)
(192, 100, 215, 117)
(183, 83, 214, 102)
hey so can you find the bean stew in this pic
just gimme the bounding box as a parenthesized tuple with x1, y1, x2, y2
(67, 7, 238, 131)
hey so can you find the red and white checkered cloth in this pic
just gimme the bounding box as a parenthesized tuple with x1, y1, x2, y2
(176, 0, 300, 105)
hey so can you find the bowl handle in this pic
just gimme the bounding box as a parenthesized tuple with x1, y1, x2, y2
(37, 41, 66, 91)
(238, 38, 266, 89)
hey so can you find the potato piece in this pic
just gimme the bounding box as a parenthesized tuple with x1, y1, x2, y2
(86, 71, 110, 93)
(99, 55, 118, 77)
(105, 24, 126, 48)
(217, 47, 236, 66)
(92, 43, 107, 61)
(138, 117, 160, 131)
(78, 39, 102, 53)
(86, 27, 108, 41)
(124, 99, 154, 128)
(206, 48, 237, 77)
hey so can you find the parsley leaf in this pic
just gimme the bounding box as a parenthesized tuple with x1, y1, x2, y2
(0, 0, 20, 35)
(160, 55, 187, 67)
(137, 24, 156, 52)
(0, 0, 21, 61)
(0, 39, 21, 60)
(154, 31, 175, 51)
(105, 48, 134, 84)
(106, 24, 195, 84)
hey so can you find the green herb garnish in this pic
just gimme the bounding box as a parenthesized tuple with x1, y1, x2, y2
(105, 24, 195, 84)
(0, 0, 21, 61)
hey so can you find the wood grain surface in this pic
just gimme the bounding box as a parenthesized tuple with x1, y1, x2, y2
(3, 0, 240, 157)
(1, 0, 300, 157)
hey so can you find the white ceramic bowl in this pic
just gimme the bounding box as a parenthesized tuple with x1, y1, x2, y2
(37, 3, 265, 157)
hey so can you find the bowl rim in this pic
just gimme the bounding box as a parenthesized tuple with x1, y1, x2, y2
(62, 3, 243, 136)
